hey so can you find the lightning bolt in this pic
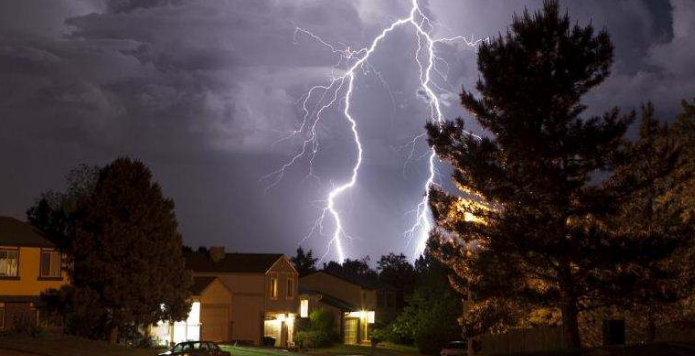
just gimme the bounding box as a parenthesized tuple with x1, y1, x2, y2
(264, 0, 486, 262)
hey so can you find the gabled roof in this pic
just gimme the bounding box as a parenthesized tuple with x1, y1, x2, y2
(299, 287, 356, 311)
(190, 276, 218, 295)
(303, 270, 387, 290)
(185, 252, 285, 273)
(0, 216, 55, 248)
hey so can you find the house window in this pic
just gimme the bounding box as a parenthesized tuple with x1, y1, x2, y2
(300, 299, 309, 318)
(0, 302, 4, 330)
(40, 249, 61, 278)
(286, 277, 295, 299)
(0, 248, 19, 277)
(270, 275, 278, 299)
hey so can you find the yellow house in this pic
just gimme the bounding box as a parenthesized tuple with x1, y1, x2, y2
(0, 216, 68, 331)
(183, 248, 299, 346)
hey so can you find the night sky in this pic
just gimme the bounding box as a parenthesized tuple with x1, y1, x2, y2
(1, 0, 693, 262)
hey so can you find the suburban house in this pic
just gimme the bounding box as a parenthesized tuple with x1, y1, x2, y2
(0, 216, 67, 331)
(153, 248, 299, 347)
(298, 270, 381, 344)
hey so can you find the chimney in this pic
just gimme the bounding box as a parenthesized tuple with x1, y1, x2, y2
(209, 246, 225, 263)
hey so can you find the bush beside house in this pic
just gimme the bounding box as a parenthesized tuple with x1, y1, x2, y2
(295, 309, 336, 348)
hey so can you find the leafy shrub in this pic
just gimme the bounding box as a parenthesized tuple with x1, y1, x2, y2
(309, 309, 333, 333)
(11, 315, 45, 337)
(295, 330, 333, 348)
(296, 309, 336, 348)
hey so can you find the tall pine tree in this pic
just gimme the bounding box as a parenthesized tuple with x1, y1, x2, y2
(426, 1, 633, 347)
(608, 104, 692, 342)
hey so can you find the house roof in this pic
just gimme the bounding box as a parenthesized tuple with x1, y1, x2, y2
(303, 270, 387, 290)
(299, 287, 356, 311)
(190, 276, 218, 295)
(0, 216, 55, 248)
(185, 252, 284, 273)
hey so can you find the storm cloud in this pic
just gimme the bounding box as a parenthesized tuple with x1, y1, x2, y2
(1, 0, 693, 261)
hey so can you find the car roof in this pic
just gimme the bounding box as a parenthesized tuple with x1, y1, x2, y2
(177, 341, 217, 344)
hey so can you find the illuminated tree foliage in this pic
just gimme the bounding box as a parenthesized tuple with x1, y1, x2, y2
(424, 1, 690, 347)
(606, 104, 694, 342)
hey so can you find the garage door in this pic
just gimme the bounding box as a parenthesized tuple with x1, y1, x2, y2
(201, 304, 230, 342)
(343, 318, 358, 344)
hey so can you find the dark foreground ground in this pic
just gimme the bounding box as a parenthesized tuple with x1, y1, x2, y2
(1, 335, 694, 356)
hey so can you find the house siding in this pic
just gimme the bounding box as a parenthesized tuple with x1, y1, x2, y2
(0, 245, 67, 331)
(191, 256, 298, 345)
(0, 246, 67, 296)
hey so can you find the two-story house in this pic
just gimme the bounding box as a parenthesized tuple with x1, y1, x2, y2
(184, 248, 299, 346)
(299, 270, 380, 344)
(0, 216, 67, 331)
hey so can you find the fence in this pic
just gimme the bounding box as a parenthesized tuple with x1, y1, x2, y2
(481, 326, 566, 355)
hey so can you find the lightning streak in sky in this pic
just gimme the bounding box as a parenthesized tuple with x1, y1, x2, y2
(264, 0, 485, 262)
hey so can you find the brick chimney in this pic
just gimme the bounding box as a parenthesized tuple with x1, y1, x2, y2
(209, 246, 225, 263)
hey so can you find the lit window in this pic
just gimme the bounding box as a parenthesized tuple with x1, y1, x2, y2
(270, 275, 278, 299)
(40, 249, 61, 278)
(0, 249, 19, 277)
(286, 278, 295, 299)
(300, 300, 309, 318)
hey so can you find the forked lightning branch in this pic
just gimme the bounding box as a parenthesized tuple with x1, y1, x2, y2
(263, 0, 486, 262)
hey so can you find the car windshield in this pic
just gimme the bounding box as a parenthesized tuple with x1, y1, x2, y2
(172, 343, 200, 352)
(447, 342, 467, 349)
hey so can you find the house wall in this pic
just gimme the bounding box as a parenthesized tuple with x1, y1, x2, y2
(199, 279, 233, 342)
(0, 246, 67, 297)
(265, 257, 299, 314)
(193, 272, 264, 344)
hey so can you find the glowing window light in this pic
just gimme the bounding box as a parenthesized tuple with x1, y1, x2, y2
(300, 300, 309, 318)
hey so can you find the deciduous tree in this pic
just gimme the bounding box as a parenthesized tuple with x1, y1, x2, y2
(291, 247, 318, 277)
(69, 158, 192, 343)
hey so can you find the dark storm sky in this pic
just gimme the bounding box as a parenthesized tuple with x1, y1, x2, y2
(1, 0, 693, 262)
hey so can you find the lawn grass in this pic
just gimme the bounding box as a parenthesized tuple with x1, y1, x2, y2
(221, 342, 421, 356)
(221, 344, 305, 356)
(305, 343, 421, 356)
(0, 334, 164, 356)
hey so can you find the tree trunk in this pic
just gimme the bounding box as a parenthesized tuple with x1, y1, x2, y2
(561, 299, 581, 349)
(559, 263, 581, 349)
(107, 325, 119, 344)
(647, 309, 657, 343)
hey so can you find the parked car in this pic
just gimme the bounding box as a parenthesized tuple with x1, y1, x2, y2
(440, 341, 468, 356)
(158, 341, 231, 356)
